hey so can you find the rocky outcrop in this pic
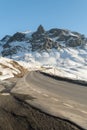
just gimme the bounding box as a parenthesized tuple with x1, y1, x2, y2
(1, 25, 87, 57)
(7, 32, 25, 43)
(31, 25, 45, 41)
(66, 38, 82, 47)
(2, 32, 26, 49)
(37, 25, 45, 34)
(2, 46, 21, 57)
(1, 35, 11, 42)
(48, 28, 69, 38)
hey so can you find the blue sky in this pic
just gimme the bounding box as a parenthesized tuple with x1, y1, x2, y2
(0, 0, 87, 38)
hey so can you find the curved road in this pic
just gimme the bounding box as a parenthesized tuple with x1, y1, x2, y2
(26, 71, 87, 105)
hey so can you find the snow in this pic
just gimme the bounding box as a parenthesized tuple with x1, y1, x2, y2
(20, 30, 33, 39)
(21, 30, 31, 34)
(0, 36, 87, 82)
(52, 37, 59, 41)
(68, 32, 79, 38)
(10, 45, 86, 82)
(0, 57, 24, 80)
(12, 45, 87, 82)
(19, 47, 87, 82)
(0, 57, 14, 80)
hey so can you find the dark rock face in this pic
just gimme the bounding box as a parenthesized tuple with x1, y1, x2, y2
(31, 26, 62, 51)
(3, 43, 10, 48)
(37, 25, 45, 34)
(1, 35, 11, 42)
(7, 32, 25, 43)
(31, 37, 62, 51)
(66, 38, 82, 47)
(2, 32, 25, 49)
(31, 27, 87, 51)
(2, 46, 21, 57)
(32, 25, 45, 41)
(48, 28, 69, 38)
(48, 28, 87, 48)
(1, 25, 87, 57)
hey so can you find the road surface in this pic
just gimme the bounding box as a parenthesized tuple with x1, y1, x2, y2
(0, 71, 86, 130)
(26, 71, 87, 105)
(0, 79, 83, 130)
(10, 71, 87, 129)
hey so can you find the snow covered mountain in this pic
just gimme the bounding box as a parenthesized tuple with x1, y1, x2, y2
(0, 25, 87, 81)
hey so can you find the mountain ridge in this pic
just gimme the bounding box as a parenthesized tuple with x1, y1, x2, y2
(0, 25, 87, 81)
(0, 25, 87, 58)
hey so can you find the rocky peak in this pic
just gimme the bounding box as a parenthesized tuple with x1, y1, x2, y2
(30, 27, 87, 51)
(31, 25, 45, 41)
(1, 26, 87, 57)
(37, 25, 45, 34)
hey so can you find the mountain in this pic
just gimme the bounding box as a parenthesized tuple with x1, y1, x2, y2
(1, 25, 87, 57)
(0, 25, 87, 81)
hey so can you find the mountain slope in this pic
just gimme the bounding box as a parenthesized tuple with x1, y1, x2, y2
(0, 25, 87, 81)
(0, 57, 27, 80)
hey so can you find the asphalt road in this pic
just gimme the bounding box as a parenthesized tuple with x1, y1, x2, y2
(0, 76, 83, 130)
(26, 71, 87, 105)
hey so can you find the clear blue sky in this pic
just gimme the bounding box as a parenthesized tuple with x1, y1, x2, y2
(0, 0, 87, 39)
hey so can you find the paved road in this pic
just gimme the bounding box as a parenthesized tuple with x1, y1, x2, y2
(10, 71, 87, 129)
(0, 78, 82, 130)
(26, 71, 87, 105)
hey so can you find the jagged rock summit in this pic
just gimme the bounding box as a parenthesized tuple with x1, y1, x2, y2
(37, 25, 45, 34)
(0, 25, 87, 57)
